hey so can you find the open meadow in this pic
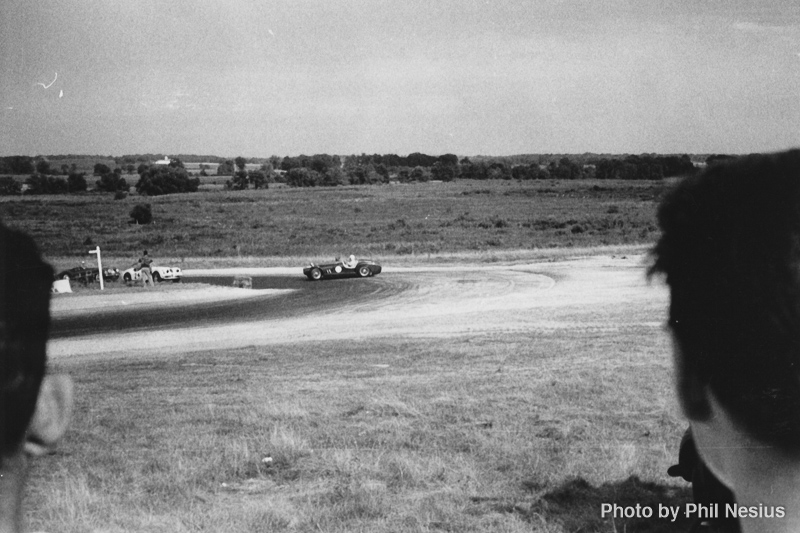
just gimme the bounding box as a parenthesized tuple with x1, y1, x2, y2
(4, 180, 695, 532)
(0, 178, 666, 269)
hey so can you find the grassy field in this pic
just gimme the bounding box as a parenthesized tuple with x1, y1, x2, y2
(0, 178, 667, 269)
(31, 323, 690, 532)
(13, 179, 695, 532)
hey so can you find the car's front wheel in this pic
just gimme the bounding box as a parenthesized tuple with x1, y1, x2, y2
(61, 274, 70, 280)
(310, 268, 322, 281)
(358, 265, 371, 277)
(152, 272, 162, 282)
(123, 273, 131, 282)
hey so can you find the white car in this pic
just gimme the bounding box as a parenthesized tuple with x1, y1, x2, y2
(122, 265, 182, 283)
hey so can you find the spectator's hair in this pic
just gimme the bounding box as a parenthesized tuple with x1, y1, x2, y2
(649, 149, 800, 455)
(143, 250, 148, 255)
(0, 223, 52, 460)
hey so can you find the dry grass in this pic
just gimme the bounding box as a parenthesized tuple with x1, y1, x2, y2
(1, 179, 665, 262)
(28, 322, 693, 532)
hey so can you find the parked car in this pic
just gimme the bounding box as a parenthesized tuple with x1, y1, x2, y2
(121, 265, 182, 283)
(55, 265, 120, 283)
(303, 258, 382, 280)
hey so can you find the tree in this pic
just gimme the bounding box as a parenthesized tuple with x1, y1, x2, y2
(321, 166, 345, 186)
(286, 167, 321, 187)
(95, 173, 129, 192)
(217, 160, 234, 175)
(137, 163, 149, 175)
(0, 177, 21, 196)
(411, 166, 430, 182)
(35, 160, 51, 175)
(67, 172, 88, 192)
(226, 170, 249, 190)
(248, 170, 268, 189)
(24, 174, 69, 194)
(431, 162, 456, 182)
(706, 154, 737, 166)
(135, 165, 199, 195)
(407, 152, 437, 167)
(438, 154, 459, 167)
(1, 156, 34, 174)
(93, 163, 111, 175)
(374, 164, 390, 182)
(234, 156, 247, 171)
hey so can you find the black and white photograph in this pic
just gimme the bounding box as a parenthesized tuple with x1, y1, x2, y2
(2, 1, 800, 531)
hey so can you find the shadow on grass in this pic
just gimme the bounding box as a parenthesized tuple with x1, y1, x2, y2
(509, 475, 738, 532)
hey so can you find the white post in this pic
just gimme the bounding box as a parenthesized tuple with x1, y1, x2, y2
(89, 246, 104, 290)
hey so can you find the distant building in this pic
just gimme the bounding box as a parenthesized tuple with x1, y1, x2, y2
(154, 156, 171, 165)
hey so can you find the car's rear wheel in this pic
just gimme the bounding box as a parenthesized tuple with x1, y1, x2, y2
(310, 268, 322, 281)
(62, 274, 70, 280)
(123, 273, 131, 282)
(153, 272, 162, 282)
(358, 265, 371, 277)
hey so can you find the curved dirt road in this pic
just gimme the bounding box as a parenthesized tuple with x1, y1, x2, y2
(47, 254, 668, 361)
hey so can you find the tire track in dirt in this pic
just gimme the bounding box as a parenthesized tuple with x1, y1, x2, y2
(48, 266, 556, 356)
(48, 258, 663, 359)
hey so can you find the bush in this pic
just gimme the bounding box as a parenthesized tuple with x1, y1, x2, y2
(0, 177, 21, 196)
(95, 173, 129, 192)
(135, 165, 199, 195)
(114, 190, 128, 200)
(129, 203, 153, 224)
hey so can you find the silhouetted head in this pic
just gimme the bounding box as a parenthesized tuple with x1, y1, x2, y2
(0, 223, 51, 460)
(650, 149, 800, 456)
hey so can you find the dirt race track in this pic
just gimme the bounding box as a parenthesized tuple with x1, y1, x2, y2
(47, 254, 671, 363)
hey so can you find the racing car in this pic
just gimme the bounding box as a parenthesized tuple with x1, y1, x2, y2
(122, 265, 182, 283)
(55, 264, 120, 283)
(303, 257, 381, 280)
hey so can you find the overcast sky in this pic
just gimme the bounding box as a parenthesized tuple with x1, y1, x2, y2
(2, 0, 800, 157)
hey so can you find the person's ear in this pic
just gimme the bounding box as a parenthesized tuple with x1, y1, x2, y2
(672, 338, 711, 421)
(24, 374, 73, 457)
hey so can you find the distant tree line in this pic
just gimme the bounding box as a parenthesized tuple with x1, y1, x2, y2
(0, 152, 736, 195)
(260, 152, 701, 187)
(0, 156, 197, 196)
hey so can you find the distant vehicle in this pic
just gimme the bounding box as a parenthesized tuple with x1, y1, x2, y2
(122, 265, 182, 283)
(55, 265, 120, 283)
(303, 258, 381, 280)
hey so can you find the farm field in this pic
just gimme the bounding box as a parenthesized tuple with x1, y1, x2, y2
(0, 178, 667, 269)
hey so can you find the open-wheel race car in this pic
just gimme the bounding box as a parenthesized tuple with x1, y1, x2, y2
(303, 257, 382, 281)
(55, 264, 120, 284)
